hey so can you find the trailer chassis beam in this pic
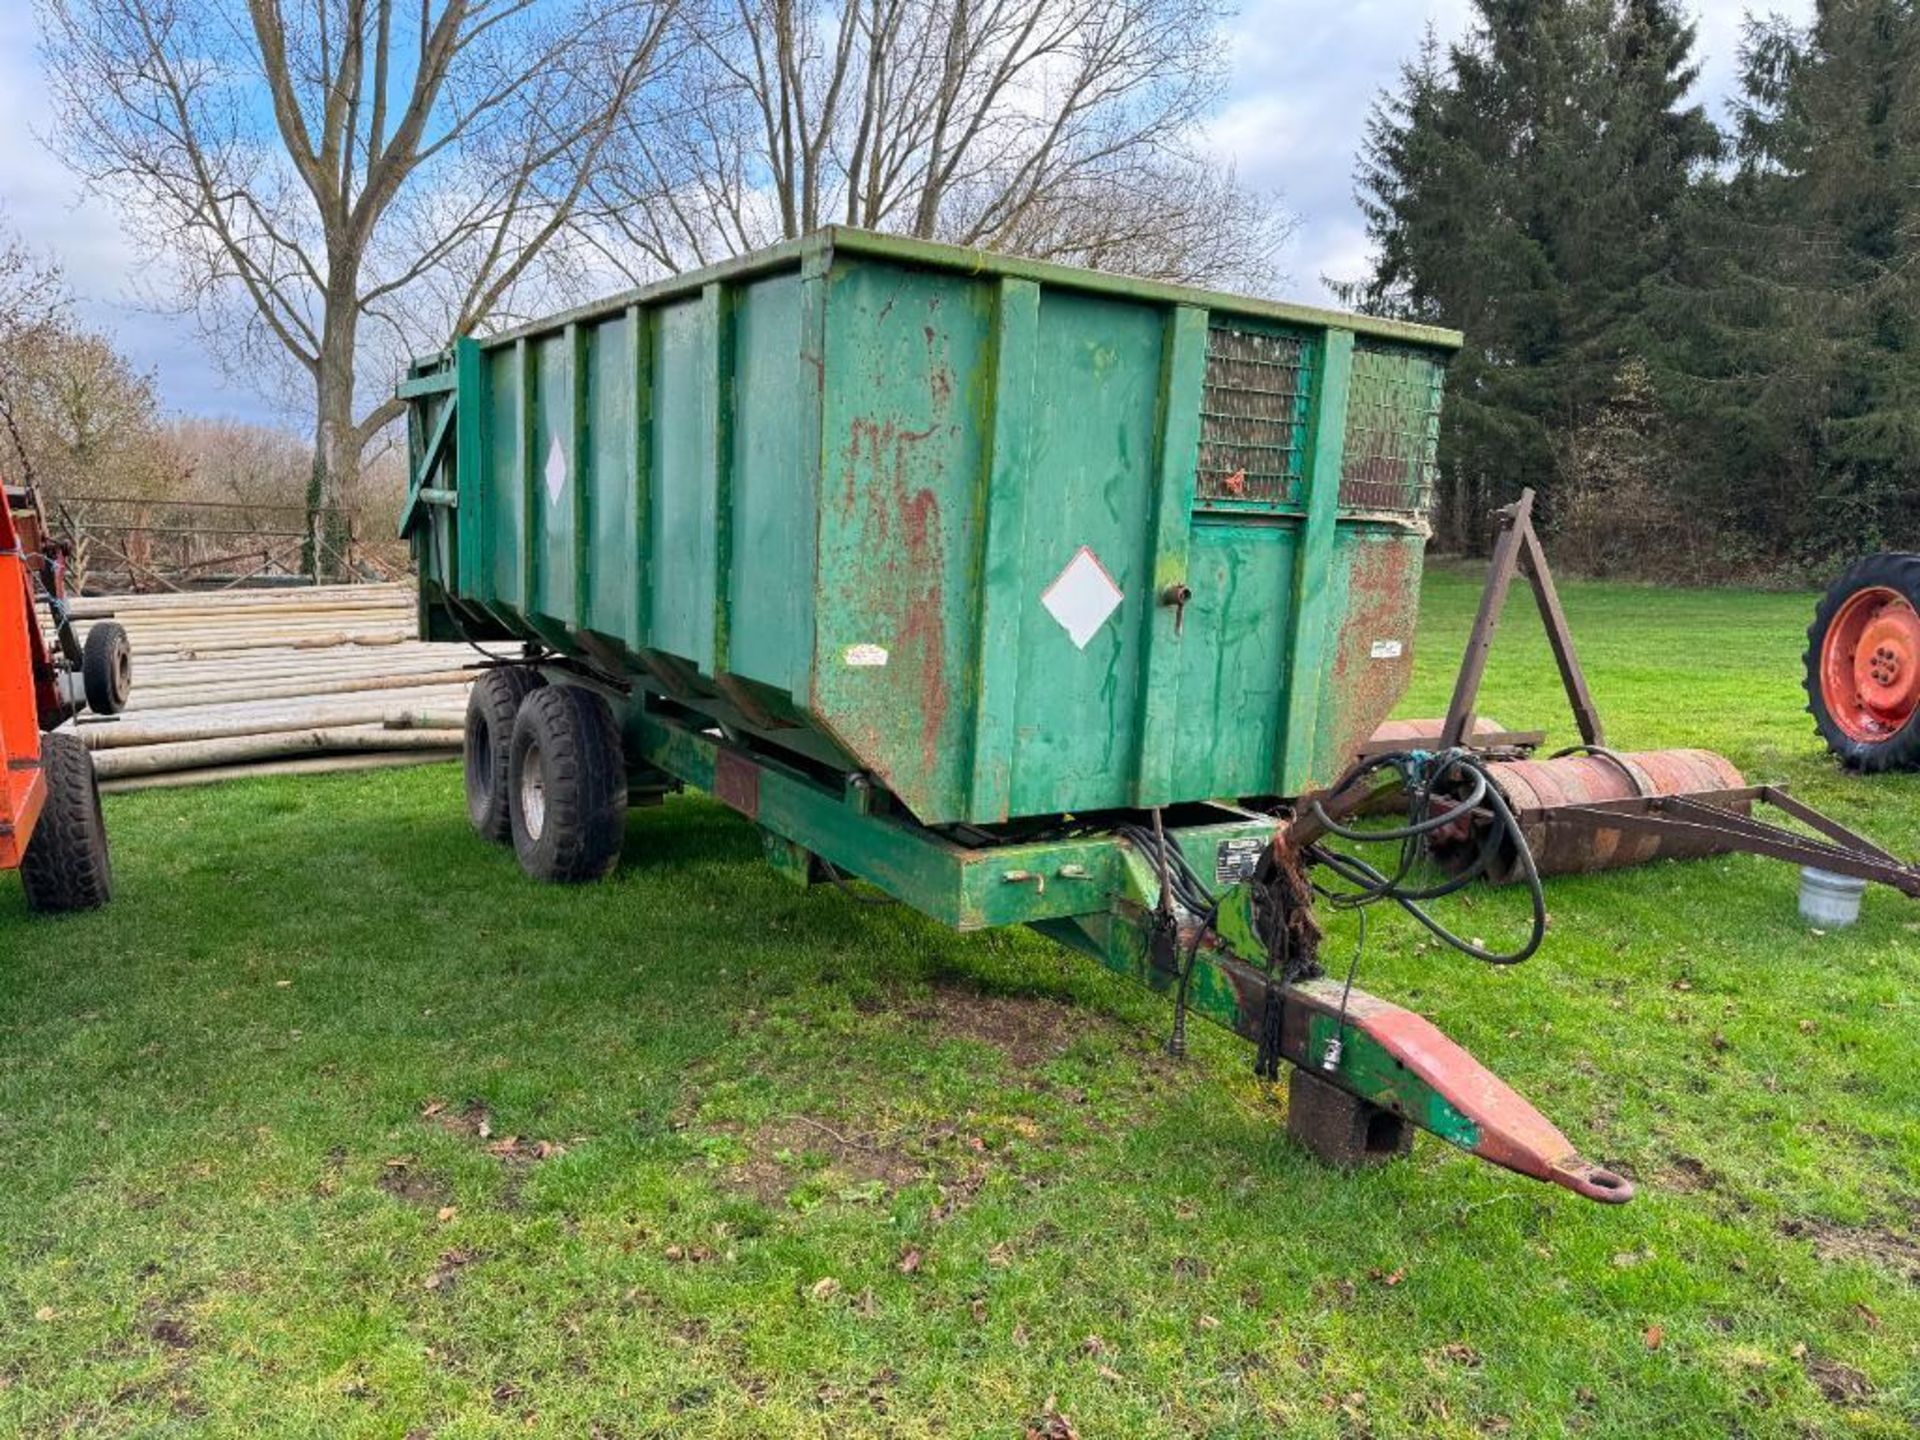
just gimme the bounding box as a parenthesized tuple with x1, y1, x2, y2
(627, 703, 1634, 1203)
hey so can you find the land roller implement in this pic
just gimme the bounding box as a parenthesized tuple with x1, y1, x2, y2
(1359, 491, 1920, 903)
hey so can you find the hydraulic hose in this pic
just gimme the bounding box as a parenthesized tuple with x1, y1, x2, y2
(1305, 748, 1548, 967)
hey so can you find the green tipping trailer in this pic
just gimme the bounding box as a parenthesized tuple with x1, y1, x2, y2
(400, 228, 1632, 1204)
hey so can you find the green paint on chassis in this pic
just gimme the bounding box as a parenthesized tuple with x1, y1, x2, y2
(400, 228, 1623, 1200)
(615, 700, 1486, 1170)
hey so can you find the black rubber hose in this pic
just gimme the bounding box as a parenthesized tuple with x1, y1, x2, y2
(1304, 751, 1547, 967)
(1307, 753, 1487, 842)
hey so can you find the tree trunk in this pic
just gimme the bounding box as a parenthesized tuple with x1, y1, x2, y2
(303, 282, 360, 582)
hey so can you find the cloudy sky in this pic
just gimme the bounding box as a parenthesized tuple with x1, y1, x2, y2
(0, 1, 1811, 429)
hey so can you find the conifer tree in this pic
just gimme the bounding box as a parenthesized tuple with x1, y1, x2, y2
(1666, 2, 1920, 565)
(1349, 1, 1717, 549)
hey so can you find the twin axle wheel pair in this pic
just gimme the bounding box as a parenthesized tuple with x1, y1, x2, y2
(463, 668, 628, 882)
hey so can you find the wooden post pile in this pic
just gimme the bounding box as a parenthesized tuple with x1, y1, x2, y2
(68, 584, 477, 792)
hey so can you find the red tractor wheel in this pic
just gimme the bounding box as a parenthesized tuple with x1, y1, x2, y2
(1806, 554, 1920, 770)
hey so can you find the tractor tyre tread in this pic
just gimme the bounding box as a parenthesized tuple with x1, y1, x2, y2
(1805, 552, 1920, 772)
(508, 684, 627, 884)
(465, 666, 545, 841)
(20, 731, 111, 913)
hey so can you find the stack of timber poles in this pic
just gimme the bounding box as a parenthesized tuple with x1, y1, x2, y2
(67, 584, 474, 793)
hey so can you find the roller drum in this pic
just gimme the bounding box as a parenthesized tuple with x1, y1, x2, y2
(1437, 748, 1748, 881)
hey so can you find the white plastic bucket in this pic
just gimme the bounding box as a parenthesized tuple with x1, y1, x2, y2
(1799, 867, 1867, 929)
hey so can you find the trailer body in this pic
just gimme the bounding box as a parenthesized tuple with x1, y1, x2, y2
(0, 487, 49, 870)
(406, 229, 1450, 826)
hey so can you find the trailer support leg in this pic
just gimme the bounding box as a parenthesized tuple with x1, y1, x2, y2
(1288, 1068, 1413, 1168)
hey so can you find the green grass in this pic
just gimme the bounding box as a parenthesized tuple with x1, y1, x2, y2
(3, 565, 1917, 1438)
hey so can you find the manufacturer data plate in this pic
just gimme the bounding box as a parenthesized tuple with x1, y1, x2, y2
(1214, 836, 1264, 887)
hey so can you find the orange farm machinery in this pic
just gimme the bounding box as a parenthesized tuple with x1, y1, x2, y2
(1, 481, 128, 912)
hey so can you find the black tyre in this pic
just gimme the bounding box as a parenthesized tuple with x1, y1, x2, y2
(1805, 553, 1920, 772)
(465, 666, 546, 841)
(508, 684, 627, 884)
(81, 621, 131, 716)
(20, 731, 111, 913)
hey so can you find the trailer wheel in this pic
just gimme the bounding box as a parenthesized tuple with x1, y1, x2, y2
(1807, 553, 1920, 771)
(20, 731, 111, 913)
(81, 621, 132, 716)
(465, 666, 545, 841)
(508, 684, 627, 883)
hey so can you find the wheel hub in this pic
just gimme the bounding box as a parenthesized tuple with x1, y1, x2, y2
(520, 746, 547, 841)
(1823, 586, 1920, 740)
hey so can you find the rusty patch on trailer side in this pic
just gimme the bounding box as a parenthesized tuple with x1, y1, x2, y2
(1321, 536, 1420, 788)
(713, 748, 760, 818)
(814, 415, 952, 810)
(896, 483, 951, 777)
(807, 276, 980, 825)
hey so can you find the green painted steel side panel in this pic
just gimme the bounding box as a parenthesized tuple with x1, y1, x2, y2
(585, 313, 638, 638)
(729, 276, 809, 691)
(1005, 292, 1164, 817)
(406, 228, 1458, 826)
(1132, 305, 1209, 807)
(1169, 518, 1296, 798)
(1276, 328, 1353, 795)
(484, 345, 523, 609)
(651, 299, 718, 667)
(531, 331, 574, 629)
(811, 260, 993, 805)
(967, 279, 1040, 819)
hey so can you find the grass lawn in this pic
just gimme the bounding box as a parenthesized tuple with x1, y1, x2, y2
(2, 564, 1917, 1438)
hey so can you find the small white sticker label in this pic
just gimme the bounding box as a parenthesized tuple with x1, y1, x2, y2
(843, 643, 889, 667)
(1041, 545, 1124, 650)
(1370, 638, 1404, 660)
(543, 433, 568, 505)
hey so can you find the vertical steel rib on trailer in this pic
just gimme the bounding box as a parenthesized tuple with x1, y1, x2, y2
(398, 227, 1633, 1204)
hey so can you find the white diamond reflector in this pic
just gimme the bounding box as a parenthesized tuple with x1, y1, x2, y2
(1041, 546, 1124, 649)
(544, 433, 568, 505)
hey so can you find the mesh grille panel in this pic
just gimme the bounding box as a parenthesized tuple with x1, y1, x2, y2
(1341, 342, 1444, 514)
(1196, 326, 1311, 503)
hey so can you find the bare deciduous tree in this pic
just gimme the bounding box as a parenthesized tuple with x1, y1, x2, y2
(0, 216, 71, 489)
(0, 213, 177, 503)
(593, 0, 1288, 288)
(39, 0, 684, 576)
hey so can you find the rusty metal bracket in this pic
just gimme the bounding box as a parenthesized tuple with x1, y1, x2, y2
(1534, 786, 1920, 897)
(1442, 487, 1604, 751)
